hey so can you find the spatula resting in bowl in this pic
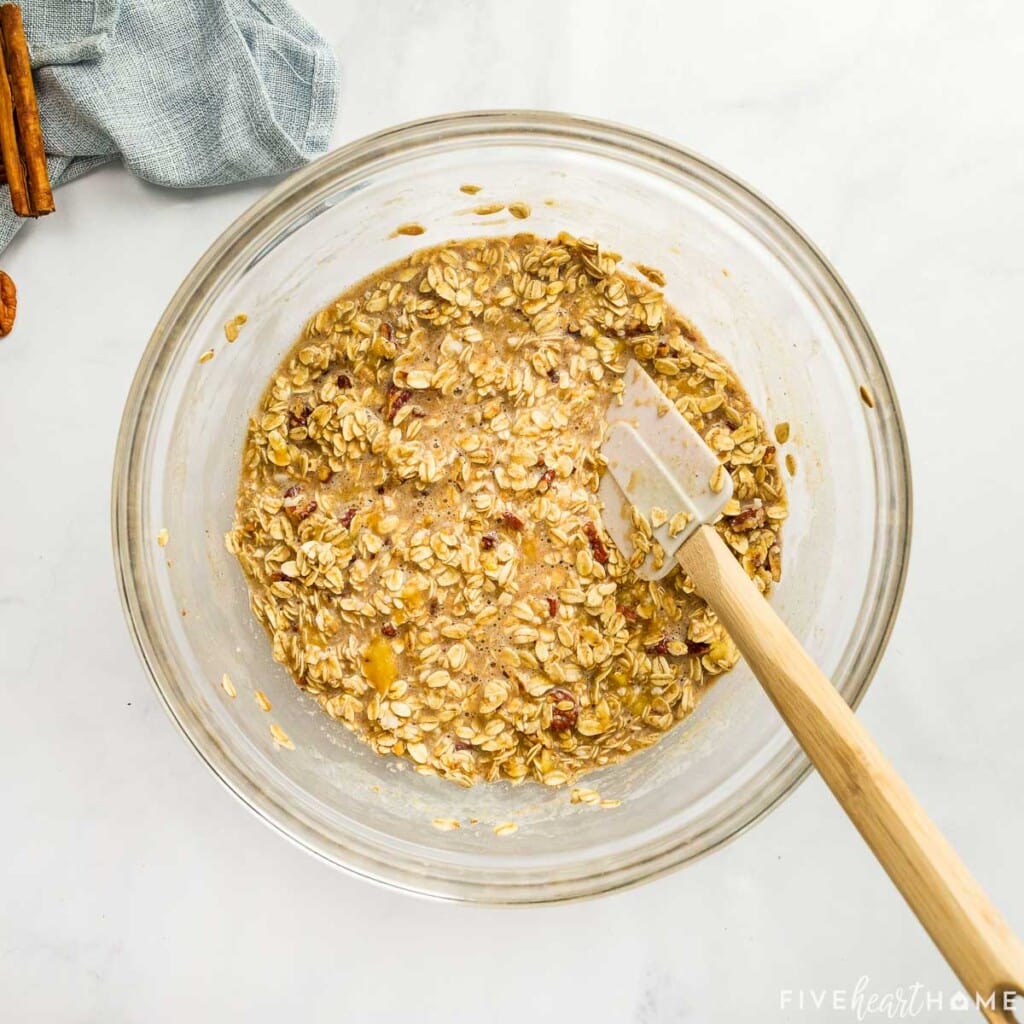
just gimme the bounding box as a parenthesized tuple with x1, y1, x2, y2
(599, 361, 1024, 1022)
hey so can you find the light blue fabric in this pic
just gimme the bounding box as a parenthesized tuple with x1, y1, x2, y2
(1, 0, 339, 250)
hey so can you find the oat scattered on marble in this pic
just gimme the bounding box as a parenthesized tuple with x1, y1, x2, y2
(156, 527, 169, 547)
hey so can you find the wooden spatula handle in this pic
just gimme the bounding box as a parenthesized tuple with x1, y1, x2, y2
(678, 524, 1024, 1021)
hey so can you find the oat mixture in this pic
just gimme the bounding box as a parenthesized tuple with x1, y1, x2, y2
(226, 233, 786, 787)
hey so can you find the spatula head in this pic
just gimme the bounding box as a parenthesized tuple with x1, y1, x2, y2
(598, 360, 733, 581)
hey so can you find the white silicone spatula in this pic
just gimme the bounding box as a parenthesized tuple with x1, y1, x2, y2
(600, 360, 1024, 1022)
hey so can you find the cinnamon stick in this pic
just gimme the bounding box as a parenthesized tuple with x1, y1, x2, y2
(0, 4, 51, 216)
(0, 14, 28, 215)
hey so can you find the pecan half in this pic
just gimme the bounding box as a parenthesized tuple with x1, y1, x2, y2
(0, 271, 16, 337)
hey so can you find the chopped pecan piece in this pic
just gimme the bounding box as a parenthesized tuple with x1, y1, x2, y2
(546, 596, 559, 618)
(645, 636, 708, 657)
(339, 506, 358, 529)
(282, 484, 317, 521)
(729, 505, 767, 532)
(287, 400, 311, 429)
(546, 688, 578, 733)
(617, 603, 638, 624)
(618, 317, 649, 338)
(583, 520, 609, 564)
(336, 373, 352, 389)
(384, 384, 412, 422)
(381, 623, 398, 638)
(501, 510, 524, 531)
(480, 533, 497, 550)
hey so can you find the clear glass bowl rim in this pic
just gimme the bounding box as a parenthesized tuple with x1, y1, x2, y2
(112, 110, 913, 904)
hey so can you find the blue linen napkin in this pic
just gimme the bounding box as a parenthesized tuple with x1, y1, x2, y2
(1, 0, 339, 251)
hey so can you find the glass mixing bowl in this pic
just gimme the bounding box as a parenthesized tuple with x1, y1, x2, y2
(112, 111, 911, 903)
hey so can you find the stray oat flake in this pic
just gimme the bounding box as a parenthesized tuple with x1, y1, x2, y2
(224, 313, 248, 342)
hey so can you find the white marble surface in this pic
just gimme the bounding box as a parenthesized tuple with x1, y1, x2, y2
(2, 1, 1022, 1020)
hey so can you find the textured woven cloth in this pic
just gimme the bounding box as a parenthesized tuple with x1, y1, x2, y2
(1, 0, 338, 251)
